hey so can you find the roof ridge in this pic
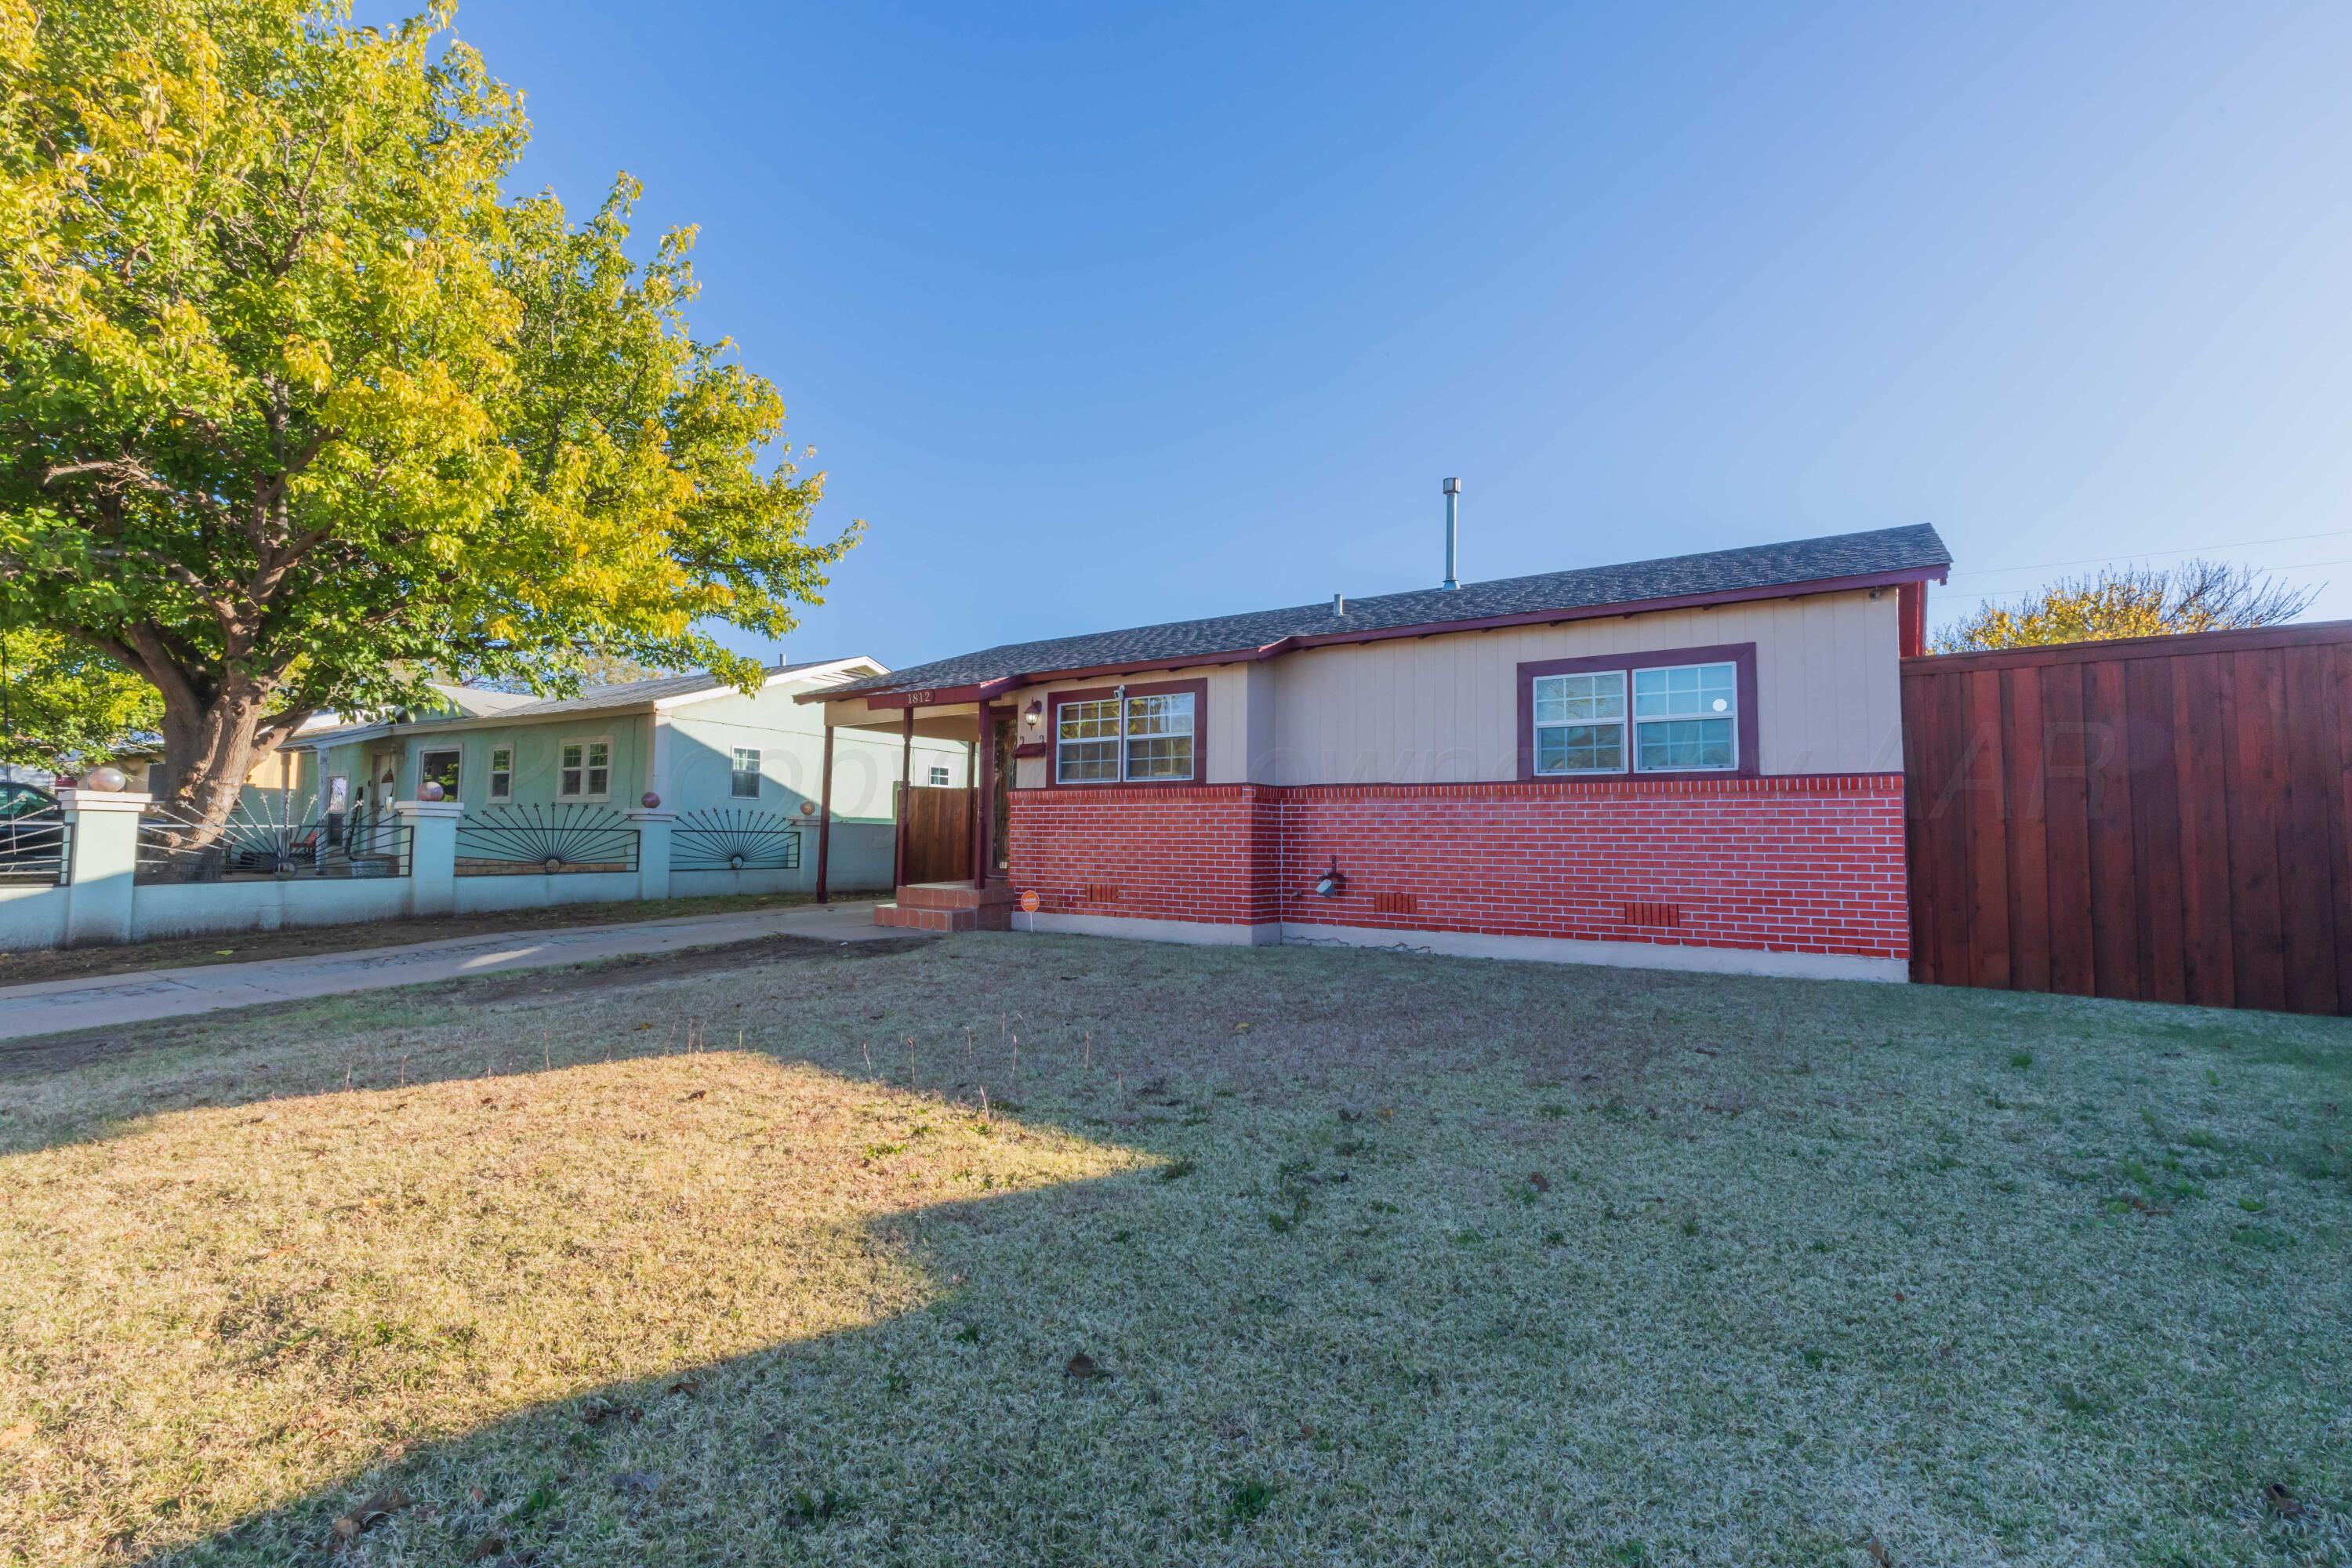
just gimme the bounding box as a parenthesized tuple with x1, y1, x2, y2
(822, 523, 1950, 700)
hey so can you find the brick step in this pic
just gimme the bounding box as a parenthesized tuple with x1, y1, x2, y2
(872, 899, 1012, 934)
(873, 902, 971, 932)
(896, 880, 1019, 911)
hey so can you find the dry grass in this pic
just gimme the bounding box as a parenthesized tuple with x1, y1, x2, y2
(0, 934, 2347, 1566)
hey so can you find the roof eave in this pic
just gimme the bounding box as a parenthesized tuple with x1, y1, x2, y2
(819, 565, 1950, 703)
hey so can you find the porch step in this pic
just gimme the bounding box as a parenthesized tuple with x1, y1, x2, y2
(873, 891, 1014, 934)
(873, 902, 973, 933)
(896, 880, 1018, 911)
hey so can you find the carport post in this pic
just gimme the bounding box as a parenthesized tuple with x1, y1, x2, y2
(814, 723, 834, 904)
(892, 707, 913, 891)
(972, 706, 993, 890)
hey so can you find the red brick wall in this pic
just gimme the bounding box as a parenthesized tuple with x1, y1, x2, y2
(1006, 775, 1907, 959)
(1004, 786, 1283, 927)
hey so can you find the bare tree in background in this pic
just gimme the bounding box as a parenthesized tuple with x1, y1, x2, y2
(1933, 559, 2318, 654)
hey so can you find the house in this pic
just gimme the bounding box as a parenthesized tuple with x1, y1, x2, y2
(291, 658, 969, 895)
(799, 523, 1951, 980)
(122, 684, 535, 816)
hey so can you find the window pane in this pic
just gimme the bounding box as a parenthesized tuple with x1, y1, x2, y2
(1057, 739, 1119, 782)
(1534, 722, 1624, 775)
(1534, 672, 1624, 724)
(560, 768, 583, 796)
(1635, 717, 1735, 771)
(731, 747, 761, 799)
(1058, 699, 1119, 741)
(1125, 735, 1194, 780)
(587, 742, 609, 768)
(586, 766, 608, 795)
(561, 743, 583, 768)
(1124, 691, 1193, 738)
(1635, 662, 1736, 718)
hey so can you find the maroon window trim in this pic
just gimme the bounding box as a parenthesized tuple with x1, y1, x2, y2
(1044, 677, 1209, 789)
(1515, 643, 1760, 782)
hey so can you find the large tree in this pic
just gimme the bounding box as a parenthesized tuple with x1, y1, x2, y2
(1933, 559, 2315, 654)
(0, 0, 856, 832)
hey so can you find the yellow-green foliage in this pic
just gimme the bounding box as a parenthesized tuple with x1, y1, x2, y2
(0, 626, 159, 767)
(1935, 558, 2314, 653)
(0, 1, 854, 793)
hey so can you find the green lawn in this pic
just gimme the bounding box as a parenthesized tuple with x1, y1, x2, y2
(0, 934, 2345, 1566)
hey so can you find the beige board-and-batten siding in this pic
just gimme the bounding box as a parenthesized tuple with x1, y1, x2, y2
(1005, 587, 1904, 787)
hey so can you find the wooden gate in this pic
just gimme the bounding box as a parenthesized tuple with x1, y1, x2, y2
(897, 783, 973, 885)
(1901, 622, 2352, 1014)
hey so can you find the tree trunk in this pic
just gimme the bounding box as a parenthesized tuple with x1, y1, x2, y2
(154, 676, 275, 848)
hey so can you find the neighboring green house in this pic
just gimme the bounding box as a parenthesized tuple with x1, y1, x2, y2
(292, 657, 967, 896)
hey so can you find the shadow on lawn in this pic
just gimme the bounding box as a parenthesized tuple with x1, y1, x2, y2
(2, 933, 2338, 1565)
(146, 1160, 1166, 1566)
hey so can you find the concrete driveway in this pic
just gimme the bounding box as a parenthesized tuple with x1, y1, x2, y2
(0, 900, 896, 1042)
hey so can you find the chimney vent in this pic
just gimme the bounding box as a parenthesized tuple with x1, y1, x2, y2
(1442, 477, 1462, 590)
(1332, 593, 1346, 616)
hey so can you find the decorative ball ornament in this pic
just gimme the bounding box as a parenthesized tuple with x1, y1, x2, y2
(82, 765, 129, 793)
(641, 791, 662, 809)
(418, 780, 445, 802)
(798, 800, 817, 815)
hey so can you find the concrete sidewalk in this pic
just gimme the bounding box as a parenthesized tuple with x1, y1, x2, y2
(0, 900, 893, 1042)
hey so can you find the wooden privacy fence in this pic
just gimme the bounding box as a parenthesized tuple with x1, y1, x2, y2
(1901, 621, 2352, 1014)
(896, 783, 974, 885)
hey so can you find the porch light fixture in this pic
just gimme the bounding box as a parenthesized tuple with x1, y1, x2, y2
(1022, 699, 1044, 731)
(1314, 855, 1347, 899)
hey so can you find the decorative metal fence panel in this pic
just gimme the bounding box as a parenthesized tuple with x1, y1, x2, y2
(136, 804, 411, 882)
(671, 808, 802, 873)
(456, 804, 639, 876)
(0, 814, 69, 886)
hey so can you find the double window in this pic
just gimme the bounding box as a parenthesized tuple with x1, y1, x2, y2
(559, 737, 611, 800)
(1526, 652, 1747, 778)
(1054, 684, 1200, 784)
(731, 747, 762, 799)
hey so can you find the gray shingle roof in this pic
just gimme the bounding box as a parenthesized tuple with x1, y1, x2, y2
(828, 524, 1951, 698)
(438, 659, 869, 720)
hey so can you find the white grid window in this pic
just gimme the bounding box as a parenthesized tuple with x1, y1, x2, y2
(559, 737, 612, 799)
(928, 764, 951, 786)
(1632, 662, 1737, 772)
(1531, 671, 1625, 775)
(1055, 699, 1122, 782)
(1055, 691, 1197, 783)
(731, 747, 762, 799)
(488, 746, 513, 800)
(1121, 692, 1195, 780)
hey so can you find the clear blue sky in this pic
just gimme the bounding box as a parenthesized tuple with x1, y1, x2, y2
(412, 2, 2352, 667)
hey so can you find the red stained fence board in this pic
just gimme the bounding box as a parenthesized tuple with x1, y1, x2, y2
(1902, 620, 2352, 1014)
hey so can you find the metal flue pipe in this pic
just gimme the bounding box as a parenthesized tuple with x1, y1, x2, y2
(1442, 477, 1462, 590)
